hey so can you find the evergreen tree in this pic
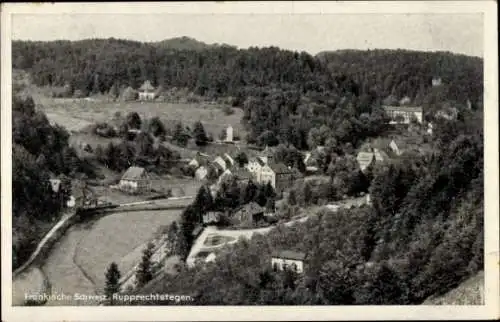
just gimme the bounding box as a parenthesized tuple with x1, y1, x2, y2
(173, 121, 189, 147)
(136, 242, 155, 288)
(235, 151, 249, 167)
(104, 262, 121, 305)
(193, 121, 208, 146)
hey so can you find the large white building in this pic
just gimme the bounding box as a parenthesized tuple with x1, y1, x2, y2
(271, 250, 307, 274)
(383, 105, 423, 124)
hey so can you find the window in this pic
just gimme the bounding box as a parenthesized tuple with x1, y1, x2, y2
(292, 263, 298, 272)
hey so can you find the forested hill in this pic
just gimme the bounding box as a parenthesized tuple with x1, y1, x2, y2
(12, 39, 482, 107)
(317, 49, 483, 108)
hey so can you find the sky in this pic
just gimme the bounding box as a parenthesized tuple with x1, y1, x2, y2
(12, 13, 483, 57)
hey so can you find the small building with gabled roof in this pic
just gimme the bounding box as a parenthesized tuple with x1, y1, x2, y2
(119, 166, 151, 194)
(138, 80, 156, 101)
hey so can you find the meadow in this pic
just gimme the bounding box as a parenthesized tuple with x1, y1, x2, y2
(39, 97, 245, 139)
(73, 209, 182, 293)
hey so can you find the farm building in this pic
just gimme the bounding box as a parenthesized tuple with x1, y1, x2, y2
(234, 202, 265, 226)
(138, 80, 156, 101)
(271, 250, 307, 274)
(259, 163, 295, 193)
(119, 166, 152, 194)
(383, 105, 423, 124)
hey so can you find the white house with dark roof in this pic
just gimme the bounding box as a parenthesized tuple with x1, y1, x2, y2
(271, 250, 307, 273)
(383, 105, 423, 124)
(138, 80, 156, 101)
(119, 166, 151, 194)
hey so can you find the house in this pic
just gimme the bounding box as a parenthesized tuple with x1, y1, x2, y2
(138, 80, 156, 101)
(389, 139, 406, 156)
(213, 156, 229, 172)
(223, 153, 235, 167)
(436, 106, 459, 121)
(304, 147, 326, 173)
(271, 250, 307, 273)
(427, 122, 434, 135)
(246, 156, 266, 179)
(66, 195, 76, 208)
(203, 211, 222, 225)
(356, 152, 375, 173)
(432, 77, 442, 87)
(49, 179, 61, 193)
(195, 166, 209, 181)
(373, 148, 388, 162)
(224, 125, 234, 142)
(231, 167, 254, 183)
(189, 152, 210, 169)
(260, 145, 276, 164)
(259, 163, 295, 193)
(383, 105, 423, 124)
(234, 202, 265, 225)
(219, 167, 254, 185)
(119, 166, 151, 194)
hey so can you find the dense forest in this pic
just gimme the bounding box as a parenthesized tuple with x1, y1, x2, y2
(12, 95, 96, 269)
(135, 108, 483, 305)
(13, 39, 483, 151)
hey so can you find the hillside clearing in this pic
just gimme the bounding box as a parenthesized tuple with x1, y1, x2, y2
(39, 99, 245, 139)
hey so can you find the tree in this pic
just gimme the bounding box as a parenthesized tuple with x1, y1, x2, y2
(104, 262, 121, 305)
(136, 242, 155, 288)
(235, 151, 249, 167)
(193, 121, 208, 146)
(126, 112, 142, 130)
(148, 116, 166, 138)
(173, 122, 189, 147)
(257, 130, 279, 147)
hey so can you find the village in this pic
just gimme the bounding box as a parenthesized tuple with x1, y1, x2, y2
(9, 16, 486, 309)
(31, 75, 468, 286)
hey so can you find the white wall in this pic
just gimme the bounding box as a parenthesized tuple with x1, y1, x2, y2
(271, 257, 304, 273)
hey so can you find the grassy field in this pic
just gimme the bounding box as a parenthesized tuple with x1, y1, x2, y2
(39, 98, 245, 139)
(73, 210, 183, 293)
